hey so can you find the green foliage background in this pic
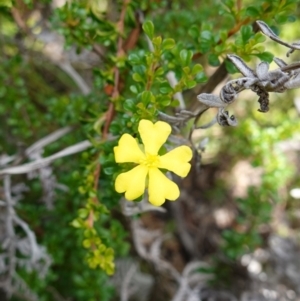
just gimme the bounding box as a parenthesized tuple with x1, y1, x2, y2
(1, 0, 300, 300)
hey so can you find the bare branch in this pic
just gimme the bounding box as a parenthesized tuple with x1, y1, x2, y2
(120, 265, 138, 301)
(26, 127, 74, 157)
(0, 140, 92, 175)
(58, 62, 91, 95)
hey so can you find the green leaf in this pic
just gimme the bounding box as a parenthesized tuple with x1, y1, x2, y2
(143, 20, 155, 39)
(179, 50, 193, 66)
(105, 247, 114, 257)
(191, 64, 203, 75)
(254, 33, 266, 44)
(200, 30, 213, 41)
(103, 167, 114, 175)
(90, 0, 108, 19)
(245, 6, 260, 17)
(71, 219, 82, 228)
(128, 53, 140, 65)
(152, 36, 162, 47)
(199, 31, 213, 53)
(130, 85, 138, 94)
(123, 99, 136, 111)
(182, 66, 190, 74)
(141, 91, 155, 104)
(188, 25, 199, 40)
(222, 0, 234, 8)
(105, 263, 115, 276)
(199, 42, 212, 54)
(154, 67, 164, 76)
(254, 51, 274, 63)
(225, 60, 238, 74)
(99, 204, 110, 215)
(275, 14, 289, 24)
(201, 23, 213, 32)
(220, 30, 228, 42)
(136, 102, 145, 110)
(132, 73, 143, 82)
(159, 82, 173, 94)
(171, 99, 180, 107)
(208, 53, 220, 66)
(161, 98, 171, 106)
(83, 239, 91, 248)
(0, 0, 12, 7)
(287, 15, 297, 23)
(186, 80, 196, 89)
(133, 65, 146, 75)
(214, 44, 225, 53)
(195, 72, 207, 83)
(78, 209, 89, 219)
(162, 38, 175, 50)
(241, 25, 253, 43)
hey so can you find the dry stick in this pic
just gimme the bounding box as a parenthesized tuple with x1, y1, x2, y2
(10, 5, 93, 220)
(3, 175, 16, 295)
(120, 265, 138, 301)
(189, 61, 229, 119)
(25, 127, 74, 157)
(58, 62, 91, 95)
(12, 274, 39, 301)
(170, 200, 197, 258)
(2, 176, 43, 300)
(1, 127, 74, 167)
(171, 261, 211, 301)
(190, 61, 229, 113)
(92, 44, 106, 60)
(13, 215, 40, 263)
(0, 140, 92, 175)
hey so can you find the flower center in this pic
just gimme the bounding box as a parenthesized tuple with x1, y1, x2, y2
(140, 153, 160, 168)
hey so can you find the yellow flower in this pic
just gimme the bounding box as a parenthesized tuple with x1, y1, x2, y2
(114, 119, 192, 206)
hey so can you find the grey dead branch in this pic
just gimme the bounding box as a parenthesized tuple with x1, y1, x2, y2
(0, 125, 92, 298)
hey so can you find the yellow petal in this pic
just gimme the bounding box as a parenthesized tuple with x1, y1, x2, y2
(115, 165, 148, 200)
(138, 119, 171, 155)
(114, 134, 145, 163)
(148, 168, 179, 206)
(158, 146, 192, 177)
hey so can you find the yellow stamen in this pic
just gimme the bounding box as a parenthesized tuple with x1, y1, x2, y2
(140, 153, 160, 168)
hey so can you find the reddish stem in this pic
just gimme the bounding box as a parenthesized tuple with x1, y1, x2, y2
(89, 1, 132, 228)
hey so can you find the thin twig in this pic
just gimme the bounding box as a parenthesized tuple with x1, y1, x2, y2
(0, 140, 92, 175)
(120, 265, 138, 301)
(26, 127, 74, 156)
(58, 62, 91, 95)
(89, 0, 132, 227)
(13, 216, 40, 263)
(3, 175, 16, 291)
(190, 62, 228, 111)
